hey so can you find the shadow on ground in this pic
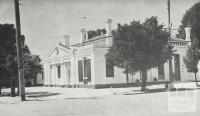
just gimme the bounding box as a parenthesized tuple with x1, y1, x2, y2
(118, 88, 200, 95)
(26, 91, 60, 98)
(65, 97, 103, 100)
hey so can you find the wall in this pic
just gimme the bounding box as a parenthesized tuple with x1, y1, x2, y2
(42, 45, 75, 86)
(94, 48, 128, 84)
(93, 47, 168, 85)
(173, 45, 200, 81)
(74, 46, 95, 85)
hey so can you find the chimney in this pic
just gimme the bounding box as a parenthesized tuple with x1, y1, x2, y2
(63, 35, 70, 47)
(106, 19, 112, 36)
(184, 26, 191, 41)
(80, 28, 88, 43)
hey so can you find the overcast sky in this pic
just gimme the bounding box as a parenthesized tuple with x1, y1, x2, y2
(0, 0, 199, 58)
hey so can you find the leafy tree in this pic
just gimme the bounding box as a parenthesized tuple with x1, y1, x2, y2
(176, 25, 186, 39)
(180, 2, 200, 86)
(183, 39, 200, 86)
(106, 17, 173, 90)
(0, 24, 42, 87)
(0, 24, 17, 79)
(88, 28, 106, 39)
(23, 55, 42, 86)
(181, 2, 200, 43)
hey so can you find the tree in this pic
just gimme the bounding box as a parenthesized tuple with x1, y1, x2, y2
(0, 24, 42, 88)
(176, 25, 186, 39)
(180, 2, 200, 86)
(0, 24, 17, 79)
(106, 17, 173, 90)
(88, 28, 106, 39)
(0, 24, 17, 95)
(23, 55, 42, 86)
(181, 2, 200, 42)
(183, 39, 199, 86)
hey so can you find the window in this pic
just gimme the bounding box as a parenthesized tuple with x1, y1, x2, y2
(57, 65, 61, 79)
(106, 58, 114, 77)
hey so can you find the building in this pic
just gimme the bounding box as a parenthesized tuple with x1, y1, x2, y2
(42, 19, 199, 88)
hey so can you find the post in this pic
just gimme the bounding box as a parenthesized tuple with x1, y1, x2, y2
(167, 0, 171, 34)
(14, 0, 25, 101)
(167, 0, 174, 82)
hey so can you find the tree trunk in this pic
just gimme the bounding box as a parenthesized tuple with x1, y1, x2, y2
(194, 72, 198, 87)
(10, 78, 15, 97)
(169, 58, 174, 82)
(141, 67, 147, 91)
(166, 58, 175, 90)
(0, 86, 1, 95)
(126, 69, 129, 83)
(34, 78, 37, 86)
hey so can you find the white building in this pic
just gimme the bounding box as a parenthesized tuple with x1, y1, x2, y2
(42, 19, 199, 88)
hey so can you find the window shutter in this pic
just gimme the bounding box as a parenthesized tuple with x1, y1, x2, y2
(78, 60, 83, 82)
(87, 59, 91, 82)
(106, 59, 114, 77)
(57, 65, 61, 79)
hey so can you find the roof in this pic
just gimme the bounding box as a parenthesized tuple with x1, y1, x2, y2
(58, 43, 71, 49)
(72, 35, 112, 47)
(46, 43, 72, 58)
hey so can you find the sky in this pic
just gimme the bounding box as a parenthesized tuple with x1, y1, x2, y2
(0, 0, 199, 59)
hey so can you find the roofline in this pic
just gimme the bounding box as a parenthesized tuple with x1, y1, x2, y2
(46, 44, 72, 58)
(72, 35, 112, 47)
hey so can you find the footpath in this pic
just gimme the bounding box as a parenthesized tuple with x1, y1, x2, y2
(0, 82, 199, 103)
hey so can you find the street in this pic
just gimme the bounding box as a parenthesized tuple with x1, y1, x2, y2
(0, 83, 200, 116)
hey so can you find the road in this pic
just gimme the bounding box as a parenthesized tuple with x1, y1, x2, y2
(0, 84, 200, 116)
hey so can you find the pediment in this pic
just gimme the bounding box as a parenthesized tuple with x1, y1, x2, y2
(47, 45, 72, 58)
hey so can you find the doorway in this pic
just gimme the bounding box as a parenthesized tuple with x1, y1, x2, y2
(78, 59, 91, 84)
(174, 54, 181, 81)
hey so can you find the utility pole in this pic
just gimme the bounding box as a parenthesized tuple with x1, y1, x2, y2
(167, 0, 171, 34)
(14, 0, 25, 101)
(167, 0, 174, 82)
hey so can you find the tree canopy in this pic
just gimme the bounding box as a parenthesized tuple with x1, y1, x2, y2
(183, 39, 200, 86)
(107, 17, 172, 72)
(179, 2, 200, 86)
(181, 2, 200, 42)
(0, 24, 42, 85)
(106, 17, 173, 90)
(176, 25, 185, 39)
(88, 28, 106, 39)
(183, 39, 199, 73)
(0, 24, 17, 78)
